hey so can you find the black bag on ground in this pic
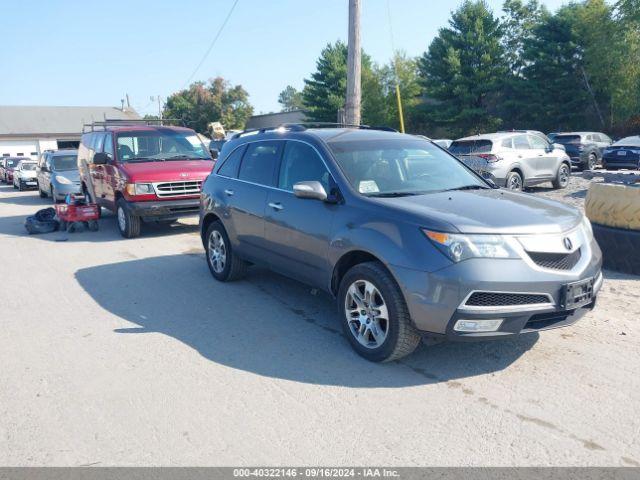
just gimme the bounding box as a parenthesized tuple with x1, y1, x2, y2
(24, 208, 59, 235)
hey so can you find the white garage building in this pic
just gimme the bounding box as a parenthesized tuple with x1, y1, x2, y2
(0, 106, 140, 159)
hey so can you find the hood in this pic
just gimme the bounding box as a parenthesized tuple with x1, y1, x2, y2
(19, 169, 37, 178)
(120, 160, 215, 183)
(370, 189, 581, 235)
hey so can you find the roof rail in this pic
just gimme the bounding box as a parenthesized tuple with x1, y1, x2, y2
(82, 118, 186, 133)
(230, 122, 398, 139)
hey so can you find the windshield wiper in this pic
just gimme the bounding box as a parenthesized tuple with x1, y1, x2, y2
(367, 191, 424, 198)
(443, 185, 489, 192)
(163, 155, 208, 161)
(127, 157, 162, 163)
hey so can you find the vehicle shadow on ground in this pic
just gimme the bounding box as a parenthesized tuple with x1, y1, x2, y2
(75, 254, 539, 388)
(0, 185, 48, 206)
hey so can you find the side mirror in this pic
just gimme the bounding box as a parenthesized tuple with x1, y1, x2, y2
(93, 152, 109, 165)
(293, 181, 328, 201)
(209, 148, 219, 160)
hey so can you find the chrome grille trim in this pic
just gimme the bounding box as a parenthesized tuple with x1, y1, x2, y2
(153, 180, 202, 198)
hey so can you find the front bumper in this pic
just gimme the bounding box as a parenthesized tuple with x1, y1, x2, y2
(18, 177, 38, 188)
(52, 182, 82, 200)
(391, 237, 603, 341)
(124, 198, 200, 219)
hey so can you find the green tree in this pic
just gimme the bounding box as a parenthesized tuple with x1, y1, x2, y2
(163, 77, 253, 134)
(417, 1, 506, 136)
(379, 52, 422, 131)
(501, 0, 547, 74)
(517, 8, 590, 131)
(277, 85, 304, 112)
(302, 41, 389, 126)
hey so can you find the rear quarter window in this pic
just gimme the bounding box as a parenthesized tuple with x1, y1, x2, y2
(217, 145, 246, 178)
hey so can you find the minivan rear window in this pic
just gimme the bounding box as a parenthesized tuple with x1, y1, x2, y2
(449, 140, 493, 155)
(555, 135, 581, 144)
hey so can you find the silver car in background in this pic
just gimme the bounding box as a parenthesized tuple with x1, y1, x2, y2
(450, 132, 571, 191)
(36, 149, 81, 202)
(12, 160, 38, 191)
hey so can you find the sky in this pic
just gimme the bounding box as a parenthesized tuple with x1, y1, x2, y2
(0, 0, 569, 117)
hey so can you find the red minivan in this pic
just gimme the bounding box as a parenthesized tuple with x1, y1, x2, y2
(78, 121, 215, 238)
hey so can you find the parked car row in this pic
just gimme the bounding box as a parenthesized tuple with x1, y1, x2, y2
(2, 121, 605, 363)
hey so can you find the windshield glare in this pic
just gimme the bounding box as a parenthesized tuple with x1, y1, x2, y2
(328, 138, 486, 196)
(116, 130, 210, 162)
(6, 159, 20, 168)
(52, 155, 78, 171)
(21, 163, 37, 171)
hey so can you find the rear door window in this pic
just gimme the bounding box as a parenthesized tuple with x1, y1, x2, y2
(513, 135, 530, 149)
(528, 134, 548, 150)
(501, 138, 514, 149)
(238, 141, 283, 186)
(448, 140, 492, 155)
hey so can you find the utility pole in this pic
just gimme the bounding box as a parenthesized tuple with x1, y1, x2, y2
(150, 95, 163, 122)
(345, 0, 361, 126)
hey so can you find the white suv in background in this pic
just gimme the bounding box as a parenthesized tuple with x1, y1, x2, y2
(450, 132, 571, 191)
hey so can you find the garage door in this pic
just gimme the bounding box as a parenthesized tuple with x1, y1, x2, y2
(0, 140, 40, 159)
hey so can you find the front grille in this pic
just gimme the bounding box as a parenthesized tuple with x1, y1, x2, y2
(528, 249, 581, 270)
(465, 292, 551, 307)
(154, 181, 202, 198)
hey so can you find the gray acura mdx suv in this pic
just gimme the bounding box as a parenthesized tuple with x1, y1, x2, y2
(200, 125, 602, 362)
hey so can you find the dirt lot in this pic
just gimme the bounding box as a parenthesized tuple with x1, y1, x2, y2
(0, 173, 639, 467)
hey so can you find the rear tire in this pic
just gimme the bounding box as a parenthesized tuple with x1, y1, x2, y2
(505, 171, 523, 191)
(552, 163, 570, 189)
(116, 198, 141, 238)
(338, 261, 420, 362)
(205, 221, 247, 281)
(587, 152, 597, 171)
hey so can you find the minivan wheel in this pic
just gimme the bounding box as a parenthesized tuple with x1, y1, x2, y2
(205, 221, 247, 281)
(116, 198, 141, 238)
(505, 171, 523, 191)
(553, 163, 570, 189)
(338, 262, 420, 362)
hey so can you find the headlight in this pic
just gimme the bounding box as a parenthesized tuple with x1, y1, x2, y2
(55, 175, 72, 185)
(423, 229, 519, 263)
(582, 215, 593, 238)
(125, 183, 154, 195)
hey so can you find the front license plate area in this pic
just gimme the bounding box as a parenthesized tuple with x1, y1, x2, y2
(561, 278, 594, 309)
(618, 150, 627, 156)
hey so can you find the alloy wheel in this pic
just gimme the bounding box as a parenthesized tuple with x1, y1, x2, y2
(344, 280, 389, 349)
(559, 165, 570, 187)
(508, 175, 522, 191)
(208, 230, 227, 273)
(117, 207, 127, 233)
(588, 153, 597, 170)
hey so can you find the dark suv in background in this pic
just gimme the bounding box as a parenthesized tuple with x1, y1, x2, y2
(553, 132, 612, 170)
(200, 125, 602, 362)
(78, 120, 215, 238)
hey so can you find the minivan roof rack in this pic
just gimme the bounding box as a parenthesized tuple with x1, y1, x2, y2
(82, 118, 186, 133)
(230, 122, 398, 139)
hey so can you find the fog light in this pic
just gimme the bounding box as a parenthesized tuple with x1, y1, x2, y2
(454, 319, 503, 332)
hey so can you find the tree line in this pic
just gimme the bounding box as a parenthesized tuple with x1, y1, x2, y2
(283, 0, 640, 138)
(159, 0, 639, 139)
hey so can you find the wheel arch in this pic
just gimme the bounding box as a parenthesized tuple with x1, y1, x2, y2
(331, 249, 390, 296)
(201, 212, 222, 246)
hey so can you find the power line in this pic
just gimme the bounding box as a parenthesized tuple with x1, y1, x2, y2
(182, 0, 240, 89)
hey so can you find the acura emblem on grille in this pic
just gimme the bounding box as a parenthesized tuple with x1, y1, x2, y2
(563, 237, 573, 250)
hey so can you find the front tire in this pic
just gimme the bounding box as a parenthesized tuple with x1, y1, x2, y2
(205, 221, 247, 281)
(552, 163, 570, 189)
(116, 198, 141, 238)
(338, 261, 420, 362)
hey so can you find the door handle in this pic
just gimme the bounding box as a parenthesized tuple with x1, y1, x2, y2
(224, 189, 234, 196)
(268, 202, 283, 211)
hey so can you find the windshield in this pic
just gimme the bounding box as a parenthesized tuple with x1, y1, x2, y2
(52, 155, 78, 171)
(116, 129, 210, 163)
(6, 159, 20, 168)
(555, 135, 581, 144)
(328, 138, 487, 196)
(20, 162, 37, 171)
(449, 140, 493, 155)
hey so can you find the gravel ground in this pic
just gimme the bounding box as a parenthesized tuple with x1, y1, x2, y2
(0, 175, 638, 467)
